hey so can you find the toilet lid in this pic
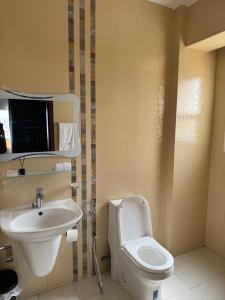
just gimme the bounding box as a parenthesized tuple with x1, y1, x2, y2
(118, 195, 152, 246)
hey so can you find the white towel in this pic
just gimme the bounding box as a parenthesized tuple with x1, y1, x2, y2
(59, 123, 76, 151)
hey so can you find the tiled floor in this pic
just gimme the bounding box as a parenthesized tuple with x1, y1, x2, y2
(24, 247, 225, 300)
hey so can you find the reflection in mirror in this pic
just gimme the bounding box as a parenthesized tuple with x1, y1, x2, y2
(0, 99, 75, 153)
(0, 91, 81, 161)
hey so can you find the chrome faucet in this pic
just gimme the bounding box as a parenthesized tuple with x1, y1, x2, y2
(32, 188, 44, 209)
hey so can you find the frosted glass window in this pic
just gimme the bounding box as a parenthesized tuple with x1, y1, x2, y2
(177, 78, 202, 117)
(0, 109, 10, 140)
(176, 78, 202, 144)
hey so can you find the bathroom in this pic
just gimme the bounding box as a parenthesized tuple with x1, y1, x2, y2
(0, 0, 225, 299)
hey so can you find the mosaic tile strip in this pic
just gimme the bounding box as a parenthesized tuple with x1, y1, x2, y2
(68, 0, 78, 279)
(68, 0, 75, 94)
(79, 0, 88, 277)
(68, 0, 96, 280)
(90, 0, 96, 275)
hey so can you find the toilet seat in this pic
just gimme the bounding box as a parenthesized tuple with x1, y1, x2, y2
(122, 236, 174, 274)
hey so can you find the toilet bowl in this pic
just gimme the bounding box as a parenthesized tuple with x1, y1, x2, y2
(108, 194, 174, 300)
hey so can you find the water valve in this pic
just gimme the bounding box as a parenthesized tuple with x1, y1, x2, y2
(0, 244, 13, 263)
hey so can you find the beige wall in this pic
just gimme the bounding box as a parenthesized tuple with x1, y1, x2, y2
(206, 48, 225, 258)
(0, 0, 73, 297)
(172, 46, 216, 254)
(186, 0, 225, 47)
(159, 7, 182, 249)
(96, 0, 217, 267)
(0, 0, 69, 94)
(96, 0, 173, 269)
(160, 7, 216, 255)
(54, 102, 74, 123)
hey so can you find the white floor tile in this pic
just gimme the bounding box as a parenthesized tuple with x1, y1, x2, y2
(174, 251, 218, 287)
(188, 247, 212, 259)
(193, 273, 225, 300)
(161, 275, 188, 299)
(101, 272, 114, 290)
(74, 273, 112, 299)
(189, 247, 225, 275)
(174, 253, 192, 268)
(199, 252, 225, 275)
(174, 269, 197, 288)
(110, 281, 134, 300)
(193, 286, 217, 300)
(86, 290, 120, 300)
(39, 284, 79, 300)
(163, 288, 204, 300)
(22, 296, 39, 300)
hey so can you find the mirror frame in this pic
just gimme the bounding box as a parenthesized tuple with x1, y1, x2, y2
(0, 90, 81, 162)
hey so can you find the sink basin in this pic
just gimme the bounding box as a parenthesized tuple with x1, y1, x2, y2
(0, 199, 82, 276)
(1, 199, 82, 242)
(10, 208, 75, 231)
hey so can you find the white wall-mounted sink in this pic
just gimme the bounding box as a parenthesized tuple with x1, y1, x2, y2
(0, 199, 82, 277)
(1, 199, 82, 242)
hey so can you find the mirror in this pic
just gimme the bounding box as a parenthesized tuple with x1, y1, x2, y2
(0, 90, 81, 162)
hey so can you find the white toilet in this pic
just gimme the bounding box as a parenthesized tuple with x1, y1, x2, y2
(108, 194, 174, 300)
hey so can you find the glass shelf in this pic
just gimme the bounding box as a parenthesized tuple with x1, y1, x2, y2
(5, 169, 74, 178)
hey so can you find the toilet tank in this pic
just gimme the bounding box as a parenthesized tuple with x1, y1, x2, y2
(108, 199, 123, 251)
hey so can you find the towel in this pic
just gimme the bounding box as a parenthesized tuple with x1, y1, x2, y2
(59, 123, 76, 151)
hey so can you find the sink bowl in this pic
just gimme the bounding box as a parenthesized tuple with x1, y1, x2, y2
(10, 208, 75, 231)
(0, 199, 82, 276)
(1, 199, 82, 242)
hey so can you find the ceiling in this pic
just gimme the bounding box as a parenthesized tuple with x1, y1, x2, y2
(148, 0, 199, 9)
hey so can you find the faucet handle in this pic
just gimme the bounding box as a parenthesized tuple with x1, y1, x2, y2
(36, 187, 44, 199)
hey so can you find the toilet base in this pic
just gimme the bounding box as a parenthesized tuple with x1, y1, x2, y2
(119, 278, 161, 300)
(113, 252, 162, 300)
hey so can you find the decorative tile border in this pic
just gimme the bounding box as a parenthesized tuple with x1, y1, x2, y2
(68, 0, 96, 280)
(68, 0, 75, 94)
(79, 0, 88, 277)
(68, 0, 78, 279)
(90, 0, 96, 275)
